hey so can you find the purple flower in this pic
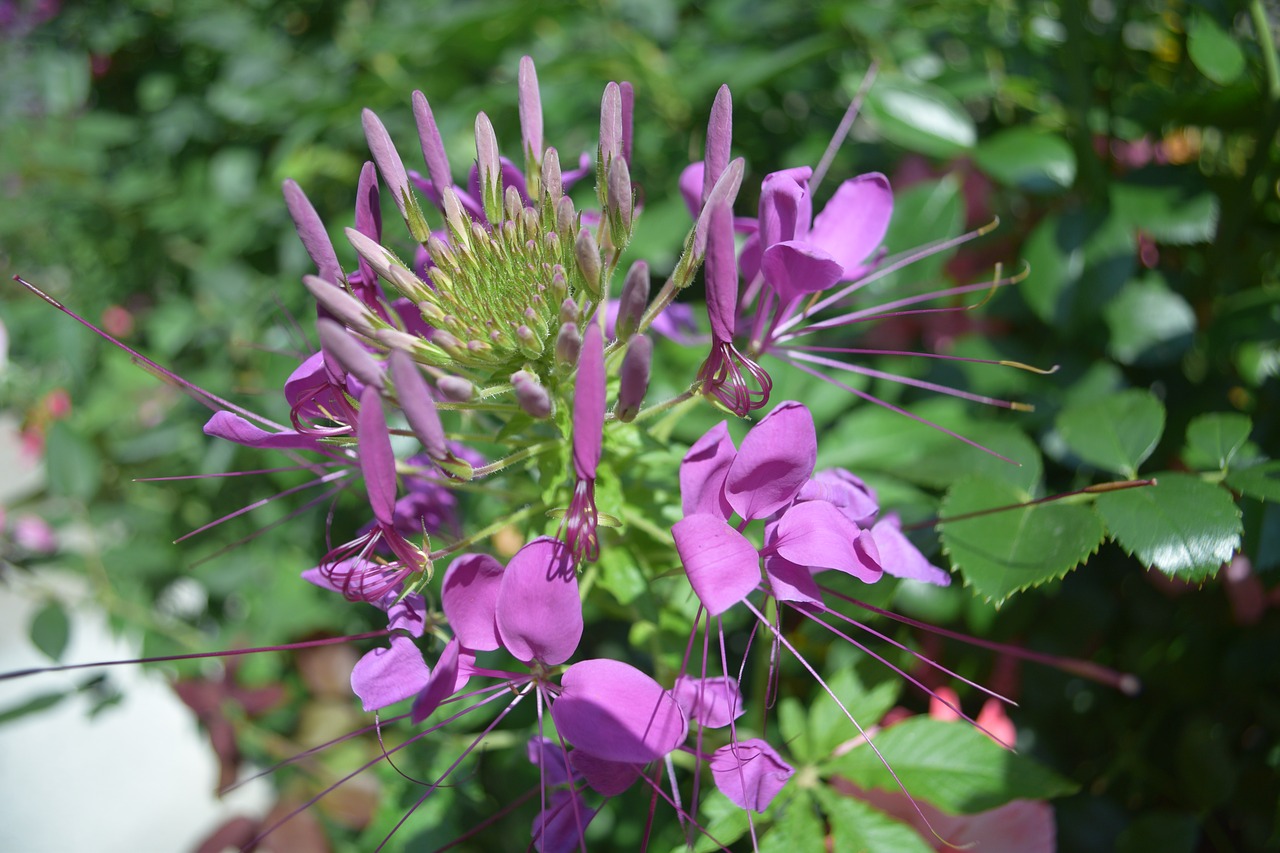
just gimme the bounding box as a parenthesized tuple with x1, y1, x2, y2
(709, 738, 794, 812)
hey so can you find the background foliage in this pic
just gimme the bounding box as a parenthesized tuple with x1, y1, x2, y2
(2, 0, 1278, 851)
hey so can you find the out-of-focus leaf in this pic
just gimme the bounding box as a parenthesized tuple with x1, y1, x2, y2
(940, 476, 1106, 604)
(1184, 413, 1251, 471)
(1021, 209, 1135, 329)
(687, 791, 750, 853)
(864, 77, 976, 158)
(30, 601, 71, 661)
(829, 717, 1078, 813)
(1187, 14, 1246, 85)
(1110, 181, 1219, 245)
(1225, 460, 1280, 502)
(815, 788, 933, 853)
(1116, 812, 1200, 853)
(973, 128, 1075, 192)
(0, 691, 68, 725)
(810, 669, 901, 759)
(1103, 275, 1196, 366)
(1094, 473, 1241, 580)
(760, 792, 824, 851)
(44, 421, 102, 501)
(1056, 390, 1165, 477)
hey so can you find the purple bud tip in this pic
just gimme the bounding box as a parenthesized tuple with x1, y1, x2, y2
(615, 260, 650, 341)
(475, 112, 501, 191)
(357, 384, 398, 528)
(388, 350, 448, 461)
(362, 109, 411, 213)
(518, 55, 543, 163)
(512, 370, 554, 419)
(607, 156, 633, 235)
(616, 334, 651, 423)
(317, 318, 384, 391)
(572, 323, 605, 480)
(703, 85, 733, 204)
(412, 90, 453, 192)
(599, 82, 622, 164)
(283, 180, 342, 285)
(574, 227, 602, 298)
(303, 276, 374, 335)
(559, 297, 579, 325)
(556, 321, 582, 367)
(542, 147, 563, 204)
(437, 375, 475, 402)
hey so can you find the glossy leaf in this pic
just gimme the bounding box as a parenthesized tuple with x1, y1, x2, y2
(1021, 209, 1135, 329)
(1103, 275, 1196, 366)
(940, 476, 1106, 604)
(864, 77, 976, 158)
(1094, 473, 1241, 580)
(974, 128, 1075, 192)
(1224, 460, 1280, 502)
(1185, 413, 1251, 471)
(829, 717, 1077, 813)
(1056, 390, 1165, 477)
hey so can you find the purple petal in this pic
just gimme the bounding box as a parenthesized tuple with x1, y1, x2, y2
(410, 637, 473, 723)
(496, 537, 582, 665)
(552, 659, 689, 764)
(680, 161, 704, 218)
(518, 56, 543, 163)
(703, 202, 738, 342)
(573, 322, 605, 480)
(599, 82, 622, 165)
(351, 635, 429, 712)
(760, 241, 845, 303)
(763, 555, 823, 604)
(532, 789, 596, 853)
(771, 501, 882, 583)
(710, 739, 794, 812)
(357, 385, 397, 528)
(203, 411, 319, 450)
(672, 676, 745, 729)
(412, 90, 453, 193)
(724, 401, 816, 521)
(808, 173, 893, 278)
(870, 513, 951, 586)
(527, 736, 575, 788)
(389, 350, 448, 460)
(702, 85, 732, 204)
(362, 108, 411, 217)
(757, 167, 812, 249)
(570, 751, 640, 796)
(672, 514, 760, 617)
(316, 317, 383, 389)
(353, 162, 383, 300)
(284, 351, 344, 419)
(679, 421, 736, 519)
(798, 468, 879, 527)
(441, 553, 504, 652)
(385, 592, 427, 637)
(282, 180, 342, 286)
(620, 81, 635, 165)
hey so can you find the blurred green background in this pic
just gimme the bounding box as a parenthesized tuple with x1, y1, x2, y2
(2, 0, 1278, 851)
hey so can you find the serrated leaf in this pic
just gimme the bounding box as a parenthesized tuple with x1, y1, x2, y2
(778, 697, 812, 763)
(1185, 413, 1251, 471)
(1094, 473, 1241, 580)
(1225, 460, 1280, 502)
(974, 128, 1075, 192)
(864, 77, 976, 158)
(815, 787, 933, 853)
(687, 790, 751, 853)
(940, 477, 1106, 604)
(810, 670, 902, 760)
(828, 717, 1077, 814)
(30, 601, 71, 661)
(1187, 13, 1246, 85)
(760, 792, 824, 852)
(1056, 390, 1165, 477)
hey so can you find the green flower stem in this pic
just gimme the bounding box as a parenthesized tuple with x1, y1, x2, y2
(470, 441, 558, 478)
(622, 388, 697, 427)
(429, 502, 543, 560)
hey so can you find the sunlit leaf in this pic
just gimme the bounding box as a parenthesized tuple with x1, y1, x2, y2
(974, 128, 1075, 192)
(1056, 390, 1165, 477)
(1184, 413, 1252, 471)
(864, 77, 976, 158)
(815, 788, 933, 853)
(1187, 13, 1246, 85)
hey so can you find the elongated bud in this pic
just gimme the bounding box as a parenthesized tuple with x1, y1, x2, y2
(475, 112, 503, 224)
(703, 85, 733, 204)
(436, 375, 474, 402)
(542, 147, 563, 207)
(283, 180, 342, 286)
(620, 81, 634, 165)
(518, 55, 543, 192)
(556, 196, 577, 243)
(512, 370, 553, 419)
(352, 163, 383, 300)
(556, 321, 582, 366)
(559, 297, 579, 325)
(691, 158, 745, 262)
(440, 187, 471, 248)
(605, 156, 633, 250)
(389, 351, 473, 480)
(317, 318, 384, 390)
(303, 276, 376, 335)
(345, 228, 427, 302)
(412, 90, 453, 193)
(363, 108, 430, 243)
(575, 227, 602, 300)
(358, 385, 398, 527)
(599, 82, 622, 167)
(616, 333, 652, 422)
(615, 260, 649, 341)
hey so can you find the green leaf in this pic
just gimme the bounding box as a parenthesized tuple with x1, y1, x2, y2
(0, 691, 68, 725)
(940, 477, 1106, 604)
(1185, 413, 1252, 471)
(778, 697, 813, 763)
(1056, 390, 1165, 477)
(1225, 460, 1280, 502)
(30, 601, 71, 662)
(688, 790, 751, 853)
(1103, 275, 1196, 366)
(810, 669, 902, 760)
(864, 77, 976, 158)
(1020, 209, 1135, 329)
(1187, 14, 1246, 85)
(761, 792, 825, 851)
(973, 128, 1075, 192)
(828, 717, 1078, 814)
(45, 421, 102, 500)
(815, 787, 933, 853)
(1110, 181, 1219, 246)
(1094, 473, 1242, 580)
(1116, 812, 1201, 853)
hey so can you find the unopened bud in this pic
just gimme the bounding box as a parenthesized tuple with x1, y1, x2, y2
(511, 370, 554, 419)
(303, 275, 376, 335)
(475, 112, 503, 224)
(556, 196, 577, 243)
(575, 227, 602, 299)
(616, 334, 652, 423)
(436, 375, 474, 402)
(317, 318, 384, 390)
(556, 322, 582, 367)
(559, 297, 579, 325)
(615, 260, 649, 341)
(606, 156, 634, 248)
(541, 147, 563, 207)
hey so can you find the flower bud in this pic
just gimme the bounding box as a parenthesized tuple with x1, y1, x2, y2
(541, 147, 563, 207)
(412, 90, 453, 193)
(303, 276, 376, 335)
(511, 370, 554, 419)
(317, 318, 384, 390)
(436, 375, 474, 402)
(475, 112, 503, 224)
(556, 196, 577, 244)
(616, 334, 651, 423)
(559, 297, 579, 325)
(605, 155, 633, 250)
(363, 108, 430, 243)
(556, 322, 582, 367)
(615, 260, 649, 342)
(282, 180, 342, 286)
(575, 227, 602, 300)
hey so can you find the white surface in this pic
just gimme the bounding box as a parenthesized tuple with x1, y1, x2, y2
(0, 573, 271, 853)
